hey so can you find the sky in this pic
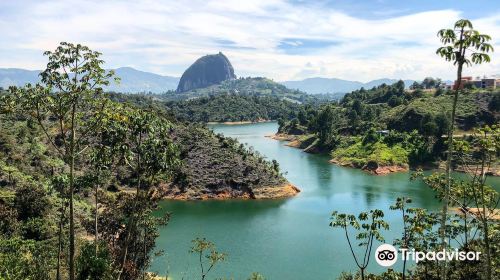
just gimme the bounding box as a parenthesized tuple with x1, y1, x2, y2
(1, 0, 500, 82)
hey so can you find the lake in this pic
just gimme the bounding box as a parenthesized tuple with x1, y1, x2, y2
(150, 122, 498, 279)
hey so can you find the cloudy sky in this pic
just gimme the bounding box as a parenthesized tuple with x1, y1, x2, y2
(1, 0, 499, 82)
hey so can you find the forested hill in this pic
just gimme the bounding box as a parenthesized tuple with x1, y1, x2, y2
(154, 76, 323, 123)
(0, 88, 297, 200)
(166, 93, 301, 122)
(166, 77, 306, 101)
(276, 81, 499, 174)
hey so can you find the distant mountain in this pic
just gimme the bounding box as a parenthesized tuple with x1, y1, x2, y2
(0, 67, 179, 93)
(110, 67, 178, 93)
(177, 52, 236, 92)
(282, 77, 416, 95)
(363, 78, 415, 89)
(0, 68, 41, 88)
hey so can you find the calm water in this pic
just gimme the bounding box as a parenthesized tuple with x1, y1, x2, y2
(150, 122, 499, 279)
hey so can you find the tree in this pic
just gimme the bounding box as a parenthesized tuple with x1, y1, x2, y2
(436, 19, 493, 280)
(76, 241, 113, 280)
(9, 42, 118, 280)
(14, 184, 51, 221)
(86, 103, 125, 257)
(410, 81, 422, 90)
(315, 106, 336, 145)
(453, 125, 499, 279)
(330, 210, 388, 280)
(116, 108, 180, 280)
(190, 237, 227, 280)
(388, 96, 402, 107)
(390, 197, 438, 280)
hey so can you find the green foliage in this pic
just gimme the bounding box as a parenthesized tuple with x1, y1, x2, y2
(0, 202, 18, 238)
(0, 238, 55, 280)
(190, 237, 227, 280)
(173, 76, 305, 100)
(436, 19, 493, 67)
(332, 137, 409, 167)
(14, 184, 51, 221)
(167, 93, 300, 123)
(330, 209, 388, 279)
(76, 241, 113, 280)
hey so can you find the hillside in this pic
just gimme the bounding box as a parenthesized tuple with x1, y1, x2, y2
(166, 93, 301, 123)
(160, 77, 317, 122)
(0, 88, 298, 200)
(275, 81, 500, 174)
(164, 124, 298, 199)
(172, 77, 305, 100)
(109, 67, 179, 93)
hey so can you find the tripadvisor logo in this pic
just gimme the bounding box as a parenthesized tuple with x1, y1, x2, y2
(375, 244, 481, 267)
(375, 244, 398, 267)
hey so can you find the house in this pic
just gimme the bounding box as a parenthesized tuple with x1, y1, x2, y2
(453, 76, 472, 90)
(481, 78, 497, 89)
(453, 76, 500, 89)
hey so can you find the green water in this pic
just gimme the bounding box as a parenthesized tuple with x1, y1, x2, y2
(150, 122, 499, 279)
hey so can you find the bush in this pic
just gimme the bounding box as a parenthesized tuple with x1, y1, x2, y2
(14, 184, 51, 221)
(76, 241, 114, 280)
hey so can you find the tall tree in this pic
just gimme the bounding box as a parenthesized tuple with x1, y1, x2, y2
(330, 210, 388, 280)
(436, 19, 493, 280)
(116, 108, 180, 280)
(10, 42, 117, 280)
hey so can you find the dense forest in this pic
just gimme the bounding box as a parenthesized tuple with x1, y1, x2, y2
(107, 77, 329, 124)
(165, 93, 301, 122)
(0, 43, 296, 280)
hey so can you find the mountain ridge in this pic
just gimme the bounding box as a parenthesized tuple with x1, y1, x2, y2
(0, 67, 180, 93)
(2, 67, 418, 95)
(281, 77, 416, 94)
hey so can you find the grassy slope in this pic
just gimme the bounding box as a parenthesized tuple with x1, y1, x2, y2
(0, 92, 292, 199)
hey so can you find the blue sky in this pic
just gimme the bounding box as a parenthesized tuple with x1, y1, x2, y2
(1, 0, 499, 82)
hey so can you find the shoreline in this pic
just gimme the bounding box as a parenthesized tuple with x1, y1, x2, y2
(267, 132, 500, 177)
(267, 133, 408, 175)
(207, 119, 273, 125)
(152, 183, 300, 201)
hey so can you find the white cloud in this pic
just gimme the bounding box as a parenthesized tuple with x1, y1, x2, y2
(0, 0, 499, 82)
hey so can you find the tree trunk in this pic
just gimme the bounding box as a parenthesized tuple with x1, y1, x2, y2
(480, 155, 492, 280)
(95, 179, 99, 256)
(440, 61, 463, 280)
(69, 104, 76, 280)
(56, 201, 66, 280)
(117, 150, 142, 280)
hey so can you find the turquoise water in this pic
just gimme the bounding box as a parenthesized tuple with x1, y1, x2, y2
(150, 122, 498, 279)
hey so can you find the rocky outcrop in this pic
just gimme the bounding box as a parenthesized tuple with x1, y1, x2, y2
(155, 183, 299, 200)
(160, 125, 299, 200)
(176, 52, 236, 92)
(328, 159, 408, 175)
